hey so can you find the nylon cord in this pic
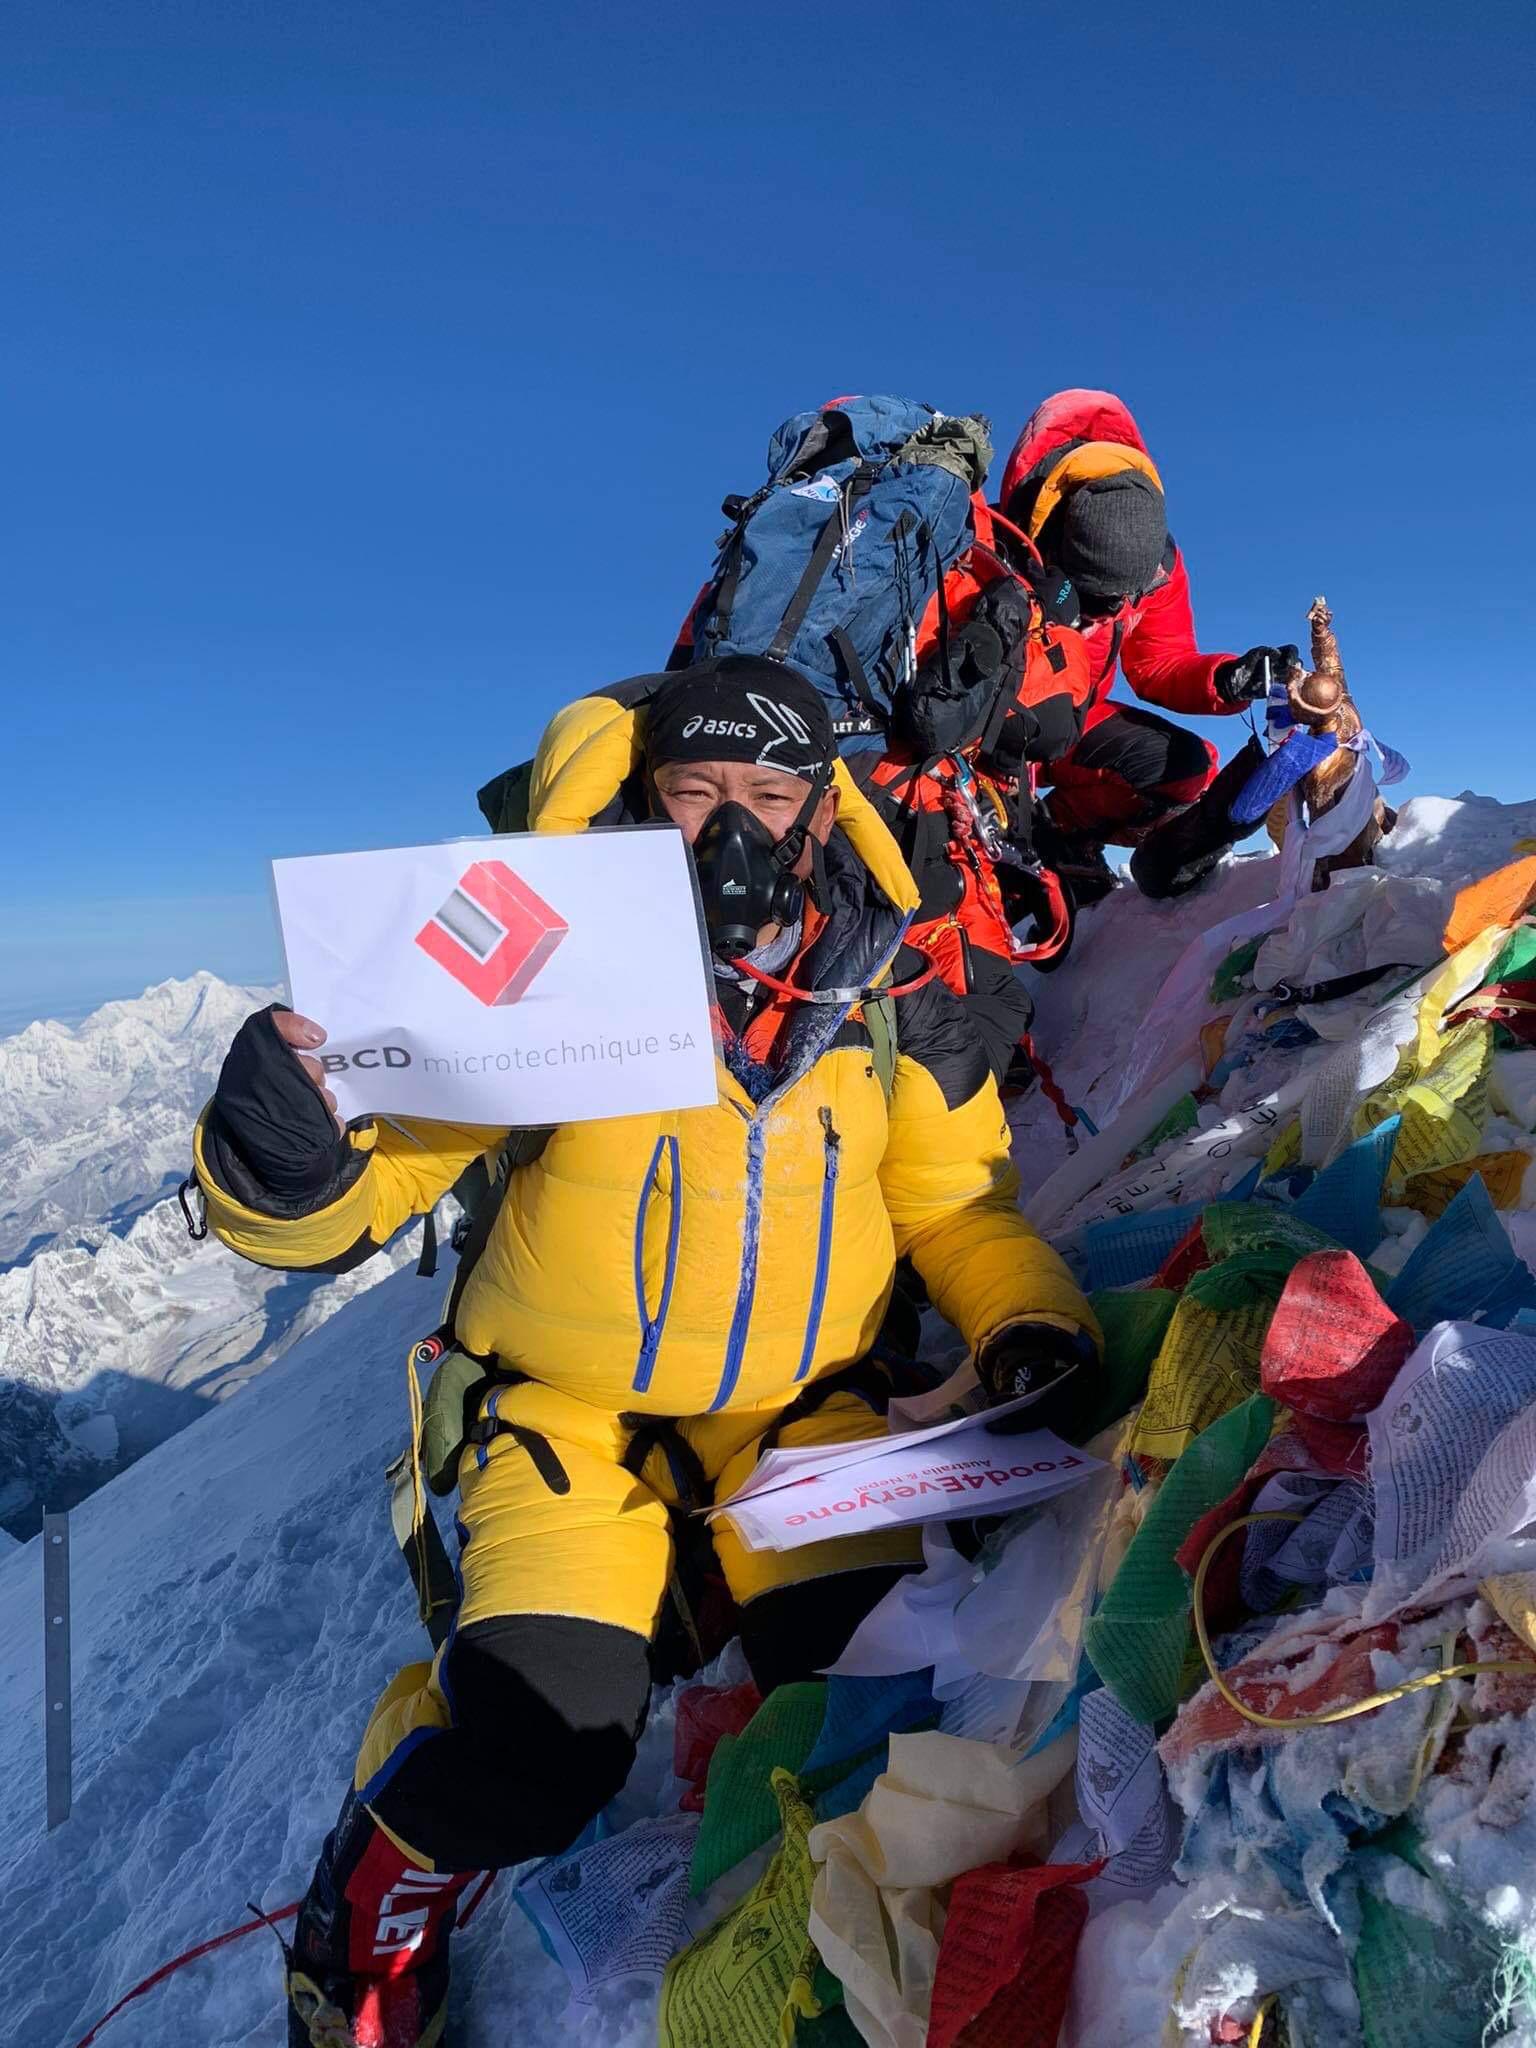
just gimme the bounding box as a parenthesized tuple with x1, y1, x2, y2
(1191, 1511, 1532, 1731)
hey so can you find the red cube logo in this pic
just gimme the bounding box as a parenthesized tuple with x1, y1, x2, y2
(415, 860, 568, 1006)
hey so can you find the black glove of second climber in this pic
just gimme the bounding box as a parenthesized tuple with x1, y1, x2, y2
(203, 1003, 354, 1204)
(976, 1321, 1100, 1444)
(1214, 645, 1300, 705)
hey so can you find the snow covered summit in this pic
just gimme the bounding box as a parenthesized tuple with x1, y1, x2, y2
(0, 971, 275, 1268)
(0, 972, 419, 1539)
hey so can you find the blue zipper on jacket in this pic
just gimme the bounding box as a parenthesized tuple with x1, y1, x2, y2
(631, 1134, 681, 1394)
(707, 910, 913, 1415)
(793, 1109, 841, 1384)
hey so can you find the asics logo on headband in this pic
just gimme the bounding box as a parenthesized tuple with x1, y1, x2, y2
(682, 715, 759, 740)
(676, 695, 819, 769)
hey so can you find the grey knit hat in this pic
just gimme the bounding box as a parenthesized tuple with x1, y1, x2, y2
(1053, 471, 1167, 606)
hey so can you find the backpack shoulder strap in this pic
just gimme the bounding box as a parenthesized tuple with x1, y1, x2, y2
(477, 758, 534, 833)
(442, 1129, 553, 1326)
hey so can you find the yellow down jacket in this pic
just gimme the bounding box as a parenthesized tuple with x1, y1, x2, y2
(195, 695, 1096, 1418)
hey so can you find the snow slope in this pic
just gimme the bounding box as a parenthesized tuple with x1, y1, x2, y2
(0, 1194, 425, 1539)
(0, 972, 274, 1267)
(0, 1260, 665, 2048)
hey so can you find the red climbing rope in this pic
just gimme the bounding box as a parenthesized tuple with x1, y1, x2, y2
(459, 1867, 498, 1926)
(71, 1876, 500, 2046)
(71, 1901, 300, 2047)
(1019, 1032, 1079, 1134)
(730, 956, 938, 1003)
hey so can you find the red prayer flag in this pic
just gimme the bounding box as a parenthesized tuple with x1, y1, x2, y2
(672, 1680, 760, 1813)
(1156, 1219, 1211, 1291)
(927, 1857, 1103, 2048)
(1258, 1251, 1413, 1422)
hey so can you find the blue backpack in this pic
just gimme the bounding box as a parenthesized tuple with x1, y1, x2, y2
(684, 396, 992, 741)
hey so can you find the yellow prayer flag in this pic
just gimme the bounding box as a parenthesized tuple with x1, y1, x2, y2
(660, 1772, 822, 2048)
(1401, 1151, 1531, 1219)
(1131, 1295, 1274, 1463)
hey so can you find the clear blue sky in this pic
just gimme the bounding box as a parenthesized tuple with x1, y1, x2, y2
(4, 0, 1534, 1028)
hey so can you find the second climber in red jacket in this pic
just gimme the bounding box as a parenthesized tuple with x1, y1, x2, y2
(999, 388, 1293, 901)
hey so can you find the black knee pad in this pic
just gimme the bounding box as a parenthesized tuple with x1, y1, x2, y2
(377, 1615, 652, 1869)
(1071, 705, 1211, 801)
(1155, 719, 1218, 792)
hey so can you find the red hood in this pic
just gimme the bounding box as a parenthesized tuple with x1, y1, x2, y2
(1000, 390, 1151, 507)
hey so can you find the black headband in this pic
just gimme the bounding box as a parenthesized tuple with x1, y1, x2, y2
(646, 656, 835, 782)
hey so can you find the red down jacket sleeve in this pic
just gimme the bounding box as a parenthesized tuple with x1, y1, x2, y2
(1119, 549, 1237, 719)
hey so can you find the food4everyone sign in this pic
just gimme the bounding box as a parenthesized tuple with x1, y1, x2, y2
(272, 827, 717, 1125)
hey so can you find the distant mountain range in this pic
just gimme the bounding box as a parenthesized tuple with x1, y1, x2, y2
(0, 973, 427, 1536)
(0, 971, 277, 1267)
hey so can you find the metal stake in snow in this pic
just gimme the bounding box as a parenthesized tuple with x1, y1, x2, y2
(43, 1510, 72, 1829)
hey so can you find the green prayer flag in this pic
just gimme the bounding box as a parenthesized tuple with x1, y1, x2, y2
(1085, 1394, 1276, 1725)
(691, 1684, 827, 1896)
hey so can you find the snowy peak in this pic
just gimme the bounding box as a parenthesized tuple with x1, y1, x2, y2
(0, 970, 277, 1265)
(0, 1189, 426, 1537)
(0, 971, 425, 1539)
(71, 970, 239, 1045)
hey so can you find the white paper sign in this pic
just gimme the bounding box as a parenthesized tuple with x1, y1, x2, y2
(715, 1423, 1104, 1553)
(272, 827, 717, 1125)
(708, 1373, 1081, 1510)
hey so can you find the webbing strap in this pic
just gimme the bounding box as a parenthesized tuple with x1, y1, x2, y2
(754, 1355, 895, 1457)
(386, 1449, 457, 1651)
(710, 481, 777, 642)
(932, 526, 952, 697)
(767, 466, 877, 660)
(466, 1409, 572, 1496)
(442, 1155, 498, 1328)
(620, 1414, 712, 1512)
(829, 625, 885, 724)
(1095, 614, 1125, 687)
(978, 659, 1021, 765)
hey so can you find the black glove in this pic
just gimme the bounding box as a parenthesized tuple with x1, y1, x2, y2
(1214, 645, 1299, 706)
(203, 1004, 354, 1204)
(976, 1321, 1099, 1443)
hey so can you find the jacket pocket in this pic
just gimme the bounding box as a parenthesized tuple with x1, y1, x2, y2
(631, 1134, 681, 1394)
(794, 1110, 842, 1384)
